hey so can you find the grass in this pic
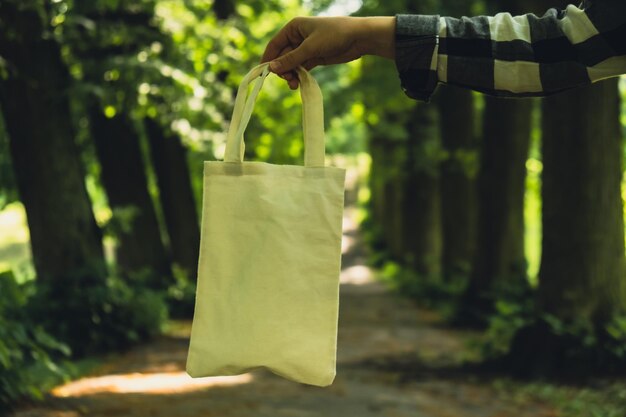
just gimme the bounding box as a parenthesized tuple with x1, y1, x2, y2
(491, 378, 626, 417)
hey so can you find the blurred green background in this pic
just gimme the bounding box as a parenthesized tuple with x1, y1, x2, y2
(1, 0, 626, 415)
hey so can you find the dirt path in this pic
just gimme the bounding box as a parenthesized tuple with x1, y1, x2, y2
(13, 165, 557, 417)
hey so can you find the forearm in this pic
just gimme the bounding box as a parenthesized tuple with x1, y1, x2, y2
(356, 16, 397, 60)
(395, 0, 626, 101)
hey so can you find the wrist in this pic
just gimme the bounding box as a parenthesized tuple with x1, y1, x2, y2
(354, 16, 396, 60)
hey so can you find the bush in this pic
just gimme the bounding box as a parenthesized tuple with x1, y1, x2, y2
(480, 291, 626, 377)
(0, 265, 170, 411)
(378, 261, 465, 317)
(0, 271, 70, 411)
(28, 269, 168, 357)
(165, 264, 197, 319)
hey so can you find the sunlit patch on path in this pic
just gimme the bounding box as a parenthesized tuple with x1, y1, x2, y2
(340, 265, 374, 286)
(51, 372, 253, 396)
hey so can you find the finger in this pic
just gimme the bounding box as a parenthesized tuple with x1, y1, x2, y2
(272, 45, 299, 88)
(276, 45, 297, 82)
(303, 53, 359, 71)
(261, 27, 291, 64)
(269, 39, 312, 74)
(302, 57, 325, 71)
(261, 18, 304, 64)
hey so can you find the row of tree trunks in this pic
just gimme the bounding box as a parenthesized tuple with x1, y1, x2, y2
(367, 104, 442, 279)
(77, 0, 204, 288)
(0, 0, 205, 292)
(362, 0, 444, 278)
(0, 2, 107, 283)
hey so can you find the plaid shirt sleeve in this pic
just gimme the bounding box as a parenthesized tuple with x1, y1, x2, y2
(395, 0, 626, 101)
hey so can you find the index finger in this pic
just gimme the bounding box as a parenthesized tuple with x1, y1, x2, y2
(261, 25, 290, 63)
(260, 19, 303, 63)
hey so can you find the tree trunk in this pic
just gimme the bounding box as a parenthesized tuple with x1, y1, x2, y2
(437, 86, 477, 281)
(366, 109, 409, 262)
(213, 0, 235, 20)
(437, 0, 478, 282)
(368, 136, 387, 230)
(506, 79, 625, 377)
(539, 79, 625, 323)
(403, 103, 442, 277)
(88, 105, 172, 288)
(387, 138, 409, 260)
(145, 118, 200, 281)
(461, 96, 532, 322)
(360, 0, 443, 276)
(459, 0, 537, 324)
(0, 3, 106, 282)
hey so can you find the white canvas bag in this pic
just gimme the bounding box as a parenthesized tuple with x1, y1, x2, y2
(186, 62, 346, 387)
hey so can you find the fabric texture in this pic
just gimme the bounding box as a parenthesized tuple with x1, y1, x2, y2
(186, 63, 346, 387)
(395, 0, 626, 101)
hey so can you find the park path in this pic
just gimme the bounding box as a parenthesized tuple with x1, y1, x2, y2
(13, 162, 557, 417)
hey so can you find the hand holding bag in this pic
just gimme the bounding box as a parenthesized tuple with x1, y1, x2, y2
(186, 62, 346, 387)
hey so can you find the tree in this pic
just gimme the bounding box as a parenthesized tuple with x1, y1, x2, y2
(69, 1, 173, 287)
(145, 117, 200, 281)
(461, 97, 533, 322)
(0, 112, 18, 209)
(540, 78, 625, 324)
(359, 0, 442, 277)
(459, 0, 537, 325)
(403, 103, 443, 276)
(437, 0, 478, 282)
(507, 78, 626, 376)
(0, 1, 106, 282)
(87, 107, 172, 286)
(137, 0, 234, 283)
(213, 0, 236, 20)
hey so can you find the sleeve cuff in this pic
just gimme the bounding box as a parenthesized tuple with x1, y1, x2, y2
(394, 14, 441, 102)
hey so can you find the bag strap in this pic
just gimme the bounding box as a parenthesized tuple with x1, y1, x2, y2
(223, 62, 326, 167)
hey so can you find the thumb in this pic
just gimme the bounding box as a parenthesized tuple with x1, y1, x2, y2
(270, 43, 311, 74)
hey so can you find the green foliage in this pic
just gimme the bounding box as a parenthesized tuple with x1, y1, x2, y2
(492, 379, 626, 417)
(101, 205, 141, 238)
(378, 260, 465, 317)
(165, 264, 197, 319)
(0, 271, 70, 410)
(541, 313, 626, 365)
(441, 147, 480, 179)
(28, 266, 168, 357)
(480, 288, 626, 375)
(479, 284, 535, 358)
(0, 112, 18, 210)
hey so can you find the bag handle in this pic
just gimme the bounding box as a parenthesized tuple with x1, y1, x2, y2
(223, 62, 326, 167)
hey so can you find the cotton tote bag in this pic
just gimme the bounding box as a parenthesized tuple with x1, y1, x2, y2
(186, 63, 346, 387)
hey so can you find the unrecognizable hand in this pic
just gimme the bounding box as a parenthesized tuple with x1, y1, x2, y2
(261, 16, 396, 89)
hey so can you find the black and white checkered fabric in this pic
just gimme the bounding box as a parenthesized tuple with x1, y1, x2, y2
(395, 0, 626, 101)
